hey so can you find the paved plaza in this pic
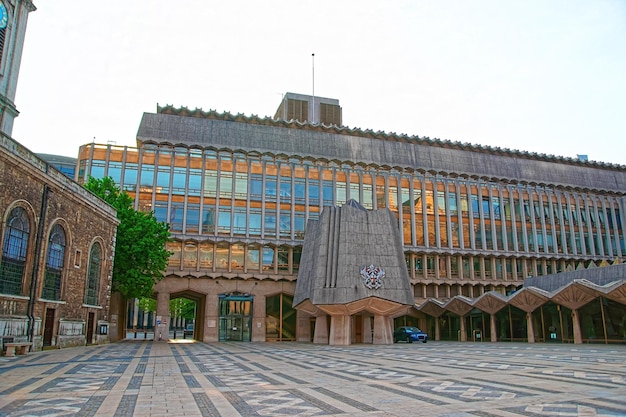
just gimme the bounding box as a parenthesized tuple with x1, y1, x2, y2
(0, 340, 625, 417)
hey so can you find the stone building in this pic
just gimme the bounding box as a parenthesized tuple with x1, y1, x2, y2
(0, 0, 120, 352)
(1, 134, 118, 350)
(76, 94, 626, 344)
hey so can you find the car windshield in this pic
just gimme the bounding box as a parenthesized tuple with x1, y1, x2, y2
(405, 327, 422, 333)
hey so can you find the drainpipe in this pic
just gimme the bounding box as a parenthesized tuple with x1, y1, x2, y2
(27, 183, 51, 350)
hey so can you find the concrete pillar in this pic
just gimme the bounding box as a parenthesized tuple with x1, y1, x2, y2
(296, 311, 312, 342)
(313, 315, 329, 344)
(372, 314, 393, 345)
(490, 314, 498, 342)
(204, 292, 219, 343)
(526, 312, 535, 343)
(572, 308, 583, 344)
(252, 294, 266, 342)
(363, 316, 373, 344)
(329, 315, 351, 346)
(459, 315, 467, 342)
(435, 318, 441, 341)
(156, 291, 170, 342)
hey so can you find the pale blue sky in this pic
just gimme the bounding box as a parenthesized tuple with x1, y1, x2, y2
(12, 0, 626, 164)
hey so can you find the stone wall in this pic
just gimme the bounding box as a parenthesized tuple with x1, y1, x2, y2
(0, 133, 118, 349)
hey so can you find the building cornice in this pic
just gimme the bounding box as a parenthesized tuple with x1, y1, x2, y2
(157, 104, 625, 171)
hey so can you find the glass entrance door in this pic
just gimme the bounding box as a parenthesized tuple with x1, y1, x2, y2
(218, 293, 253, 341)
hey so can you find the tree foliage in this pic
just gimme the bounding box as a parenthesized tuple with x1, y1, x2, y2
(85, 176, 171, 299)
(170, 298, 196, 320)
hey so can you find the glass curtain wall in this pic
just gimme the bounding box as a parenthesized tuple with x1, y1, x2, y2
(76, 142, 626, 339)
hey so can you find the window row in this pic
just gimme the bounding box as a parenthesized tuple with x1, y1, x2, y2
(80, 144, 626, 259)
(0, 206, 103, 305)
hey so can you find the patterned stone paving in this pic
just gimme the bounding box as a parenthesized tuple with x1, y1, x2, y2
(0, 341, 624, 416)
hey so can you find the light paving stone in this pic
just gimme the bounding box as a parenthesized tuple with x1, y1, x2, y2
(0, 341, 624, 416)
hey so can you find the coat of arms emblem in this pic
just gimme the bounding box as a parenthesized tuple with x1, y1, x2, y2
(360, 264, 385, 289)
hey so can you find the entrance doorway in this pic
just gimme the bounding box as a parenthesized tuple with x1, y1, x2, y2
(219, 293, 253, 341)
(86, 312, 94, 344)
(43, 308, 55, 347)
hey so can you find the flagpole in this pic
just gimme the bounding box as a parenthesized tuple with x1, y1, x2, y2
(312, 53, 315, 124)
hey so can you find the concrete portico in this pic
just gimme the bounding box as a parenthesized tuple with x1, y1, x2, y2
(294, 201, 420, 345)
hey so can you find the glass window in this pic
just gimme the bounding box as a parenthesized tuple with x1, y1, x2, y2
(154, 201, 168, 224)
(172, 167, 187, 194)
(280, 214, 291, 237)
(85, 243, 102, 305)
(140, 164, 155, 187)
(204, 171, 217, 197)
(247, 245, 260, 270)
(156, 168, 170, 192)
(0, 207, 30, 295)
(186, 203, 200, 233)
(235, 173, 248, 199)
(309, 183, 320, 205)
(199, 241, 213, 269)
(170, 202, 184, 232)
(217, 207, 231, 234)
(43, 224, 66, 300)
(263, 247, 274, 270)
(265, 177, 278, 200)
(188, 169, 201, 196)
(90, 162, 105, 179)
(249, 208, 262, 236)
(233, 208, 247, 235)
(323, 181, 333, 206)
(294, 179, 305, 202)
(265, 212, 276, 237)
(183, 242, 197, 269)
(219, 171, 233, 198)
(123, 163, 138, 191)
(108, 162, 122, 184)
(202, 207, 215, 234)
(250, 176, 263, 200)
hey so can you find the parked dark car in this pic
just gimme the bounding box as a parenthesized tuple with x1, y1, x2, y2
(393, 326, 428, 343)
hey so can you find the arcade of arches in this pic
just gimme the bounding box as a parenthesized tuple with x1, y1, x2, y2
(145, 277, 626, 345)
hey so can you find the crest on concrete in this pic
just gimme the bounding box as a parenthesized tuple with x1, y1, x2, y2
(361, 264, 385, 289)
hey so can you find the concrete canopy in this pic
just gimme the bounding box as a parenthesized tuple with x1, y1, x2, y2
(294, 201, 415, 345)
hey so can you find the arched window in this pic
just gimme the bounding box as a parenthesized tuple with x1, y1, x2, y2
(0, 206, 30, 295)
(0, 2, 8, 65)
(85, 242, 102, 305)
(43, 224, 66, 300)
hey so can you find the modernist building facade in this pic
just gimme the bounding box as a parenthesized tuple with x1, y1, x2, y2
(77, 95, 626, 344)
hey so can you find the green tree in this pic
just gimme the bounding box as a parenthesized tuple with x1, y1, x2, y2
(84, 176, 171, 299)
(170, 298, 196, 321)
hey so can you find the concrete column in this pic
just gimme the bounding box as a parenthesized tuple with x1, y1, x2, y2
(490, 314, 498, 342)
(459, 315, 467, 342)
(572, 308, 583, 344)
(204, 292, 219, 343)
(329, 315, 351, 346)
(526, 312, 535, 343)
(296, 311, 312, 342)
(372, 315, 393, 345)
(313, 315, 329, 344)
(435, 318, 441, 341)
(251, 294, 266, 342)
(156, 291, 170, 342)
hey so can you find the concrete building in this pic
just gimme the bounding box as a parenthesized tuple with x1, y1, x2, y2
(76, 96, 626, 345)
